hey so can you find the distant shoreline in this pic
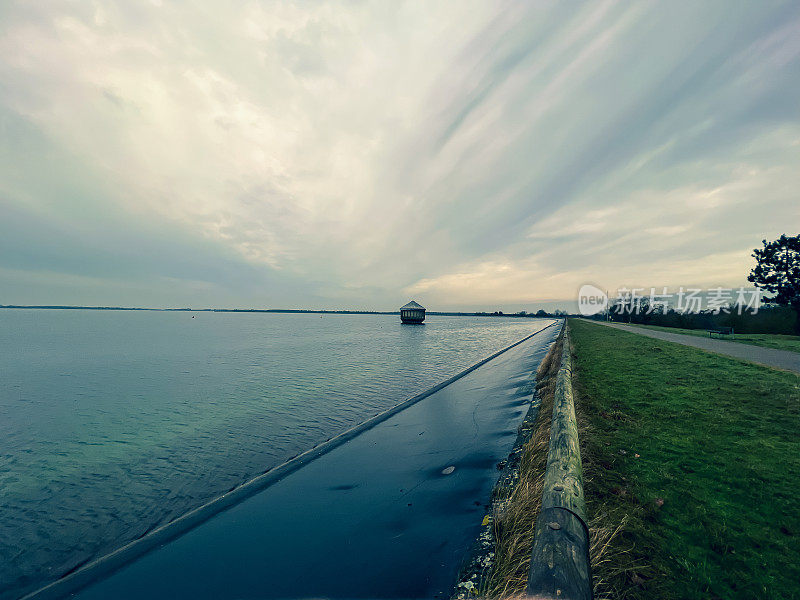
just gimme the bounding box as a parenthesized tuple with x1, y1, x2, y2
(0, 305, 554, 318)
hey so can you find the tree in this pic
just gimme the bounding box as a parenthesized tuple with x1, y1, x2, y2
(748, 234, 800, 333)
(608, 298, 636, 323)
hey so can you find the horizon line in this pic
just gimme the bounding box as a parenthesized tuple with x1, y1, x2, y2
(0, 304, 569, 315)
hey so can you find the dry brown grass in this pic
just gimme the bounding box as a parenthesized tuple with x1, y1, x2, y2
(478, 332, 563, 598)
(480, 329, 629, 600)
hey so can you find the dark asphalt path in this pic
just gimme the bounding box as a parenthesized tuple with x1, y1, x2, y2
(588, 321, 800, 374)
(36, 321, 560, 600)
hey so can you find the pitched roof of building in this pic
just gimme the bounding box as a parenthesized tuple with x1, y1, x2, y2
(400, 300, 425, 310)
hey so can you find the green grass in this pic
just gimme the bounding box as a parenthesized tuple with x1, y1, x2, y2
(625, 323, 800, 353)
(570, 319, 800, 600)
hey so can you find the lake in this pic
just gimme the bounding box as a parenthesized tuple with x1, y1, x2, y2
(0, 309, 548, 599)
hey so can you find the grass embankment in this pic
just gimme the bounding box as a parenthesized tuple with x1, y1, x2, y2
(626, 323, 800, 353)
(571, 318, 800, 599)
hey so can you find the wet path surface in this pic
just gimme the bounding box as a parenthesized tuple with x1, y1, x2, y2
(49, 322, 560, 600)
(591, 321, 800, 373)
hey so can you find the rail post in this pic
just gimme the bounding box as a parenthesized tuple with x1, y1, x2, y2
(527, 322, 592, 599)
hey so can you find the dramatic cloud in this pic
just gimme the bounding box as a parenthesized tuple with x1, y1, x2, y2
(1, 1, 798, 310)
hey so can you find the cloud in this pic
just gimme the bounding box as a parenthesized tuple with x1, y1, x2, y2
(0, 1, 798, 309)
(409, 125, 800, 308)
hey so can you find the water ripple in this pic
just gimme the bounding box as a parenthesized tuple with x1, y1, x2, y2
(0, 310, 545, 599)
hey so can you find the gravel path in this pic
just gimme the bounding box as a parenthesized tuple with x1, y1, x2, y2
(587, 321, 800, 374)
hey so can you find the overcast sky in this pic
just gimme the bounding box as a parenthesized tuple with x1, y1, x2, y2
(1, 1, 798, 311)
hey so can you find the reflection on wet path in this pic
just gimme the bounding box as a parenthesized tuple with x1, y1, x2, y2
(60, 321, 560, 599)
(2, 311, 548, 599)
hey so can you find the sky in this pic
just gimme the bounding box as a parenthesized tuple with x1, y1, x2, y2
(1, 1, 799, 312)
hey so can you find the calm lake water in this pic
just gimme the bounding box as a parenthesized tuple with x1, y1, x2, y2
(0, 309, 547, 599)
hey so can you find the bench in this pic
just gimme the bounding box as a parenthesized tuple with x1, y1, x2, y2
(707, 326, 734, 339)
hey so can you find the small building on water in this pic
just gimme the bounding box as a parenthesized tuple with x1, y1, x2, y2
(400, 300, 426, 324)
